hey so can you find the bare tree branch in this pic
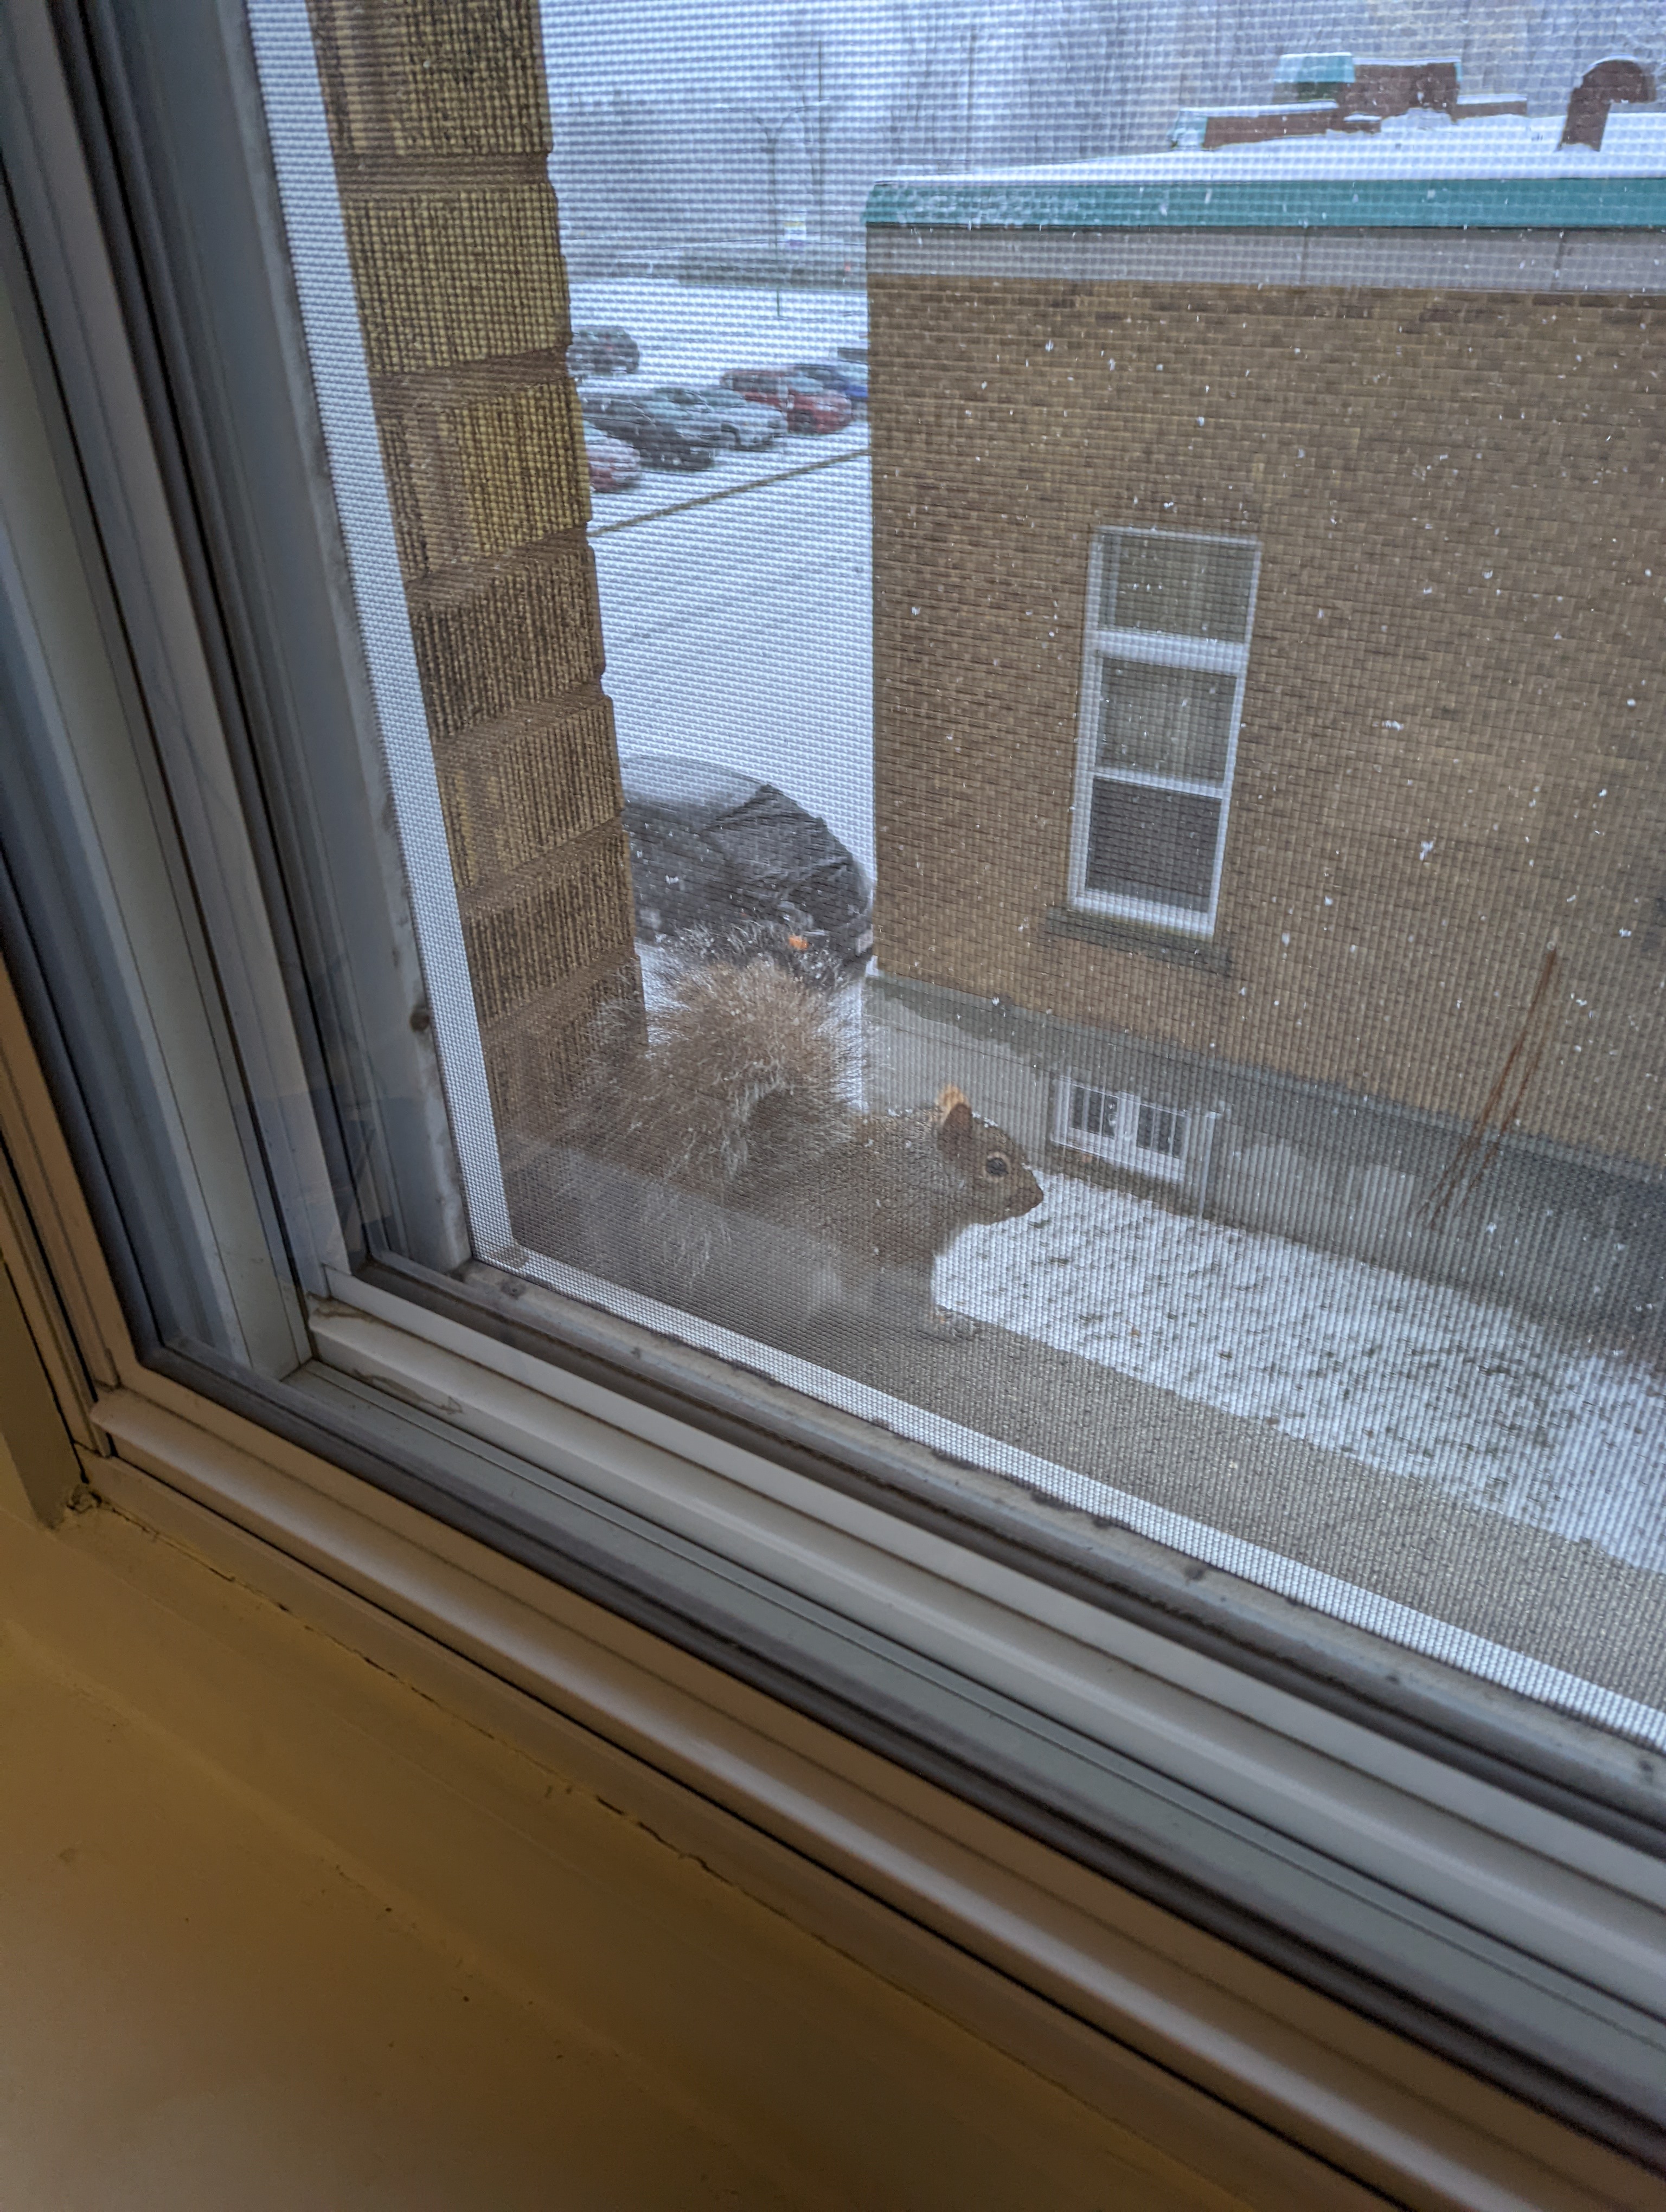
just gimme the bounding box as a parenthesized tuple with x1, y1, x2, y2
(773, 9, 850, 235)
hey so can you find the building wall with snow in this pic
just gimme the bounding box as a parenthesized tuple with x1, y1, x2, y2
(862, 134, 1666, 1333)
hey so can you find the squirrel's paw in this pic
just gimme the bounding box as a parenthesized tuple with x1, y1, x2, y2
(918, 1306, 978, 1341)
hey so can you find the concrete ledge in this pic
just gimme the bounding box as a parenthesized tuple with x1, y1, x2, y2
(1046, 905, 1233, 975)
(866, 969, 1666, 1335)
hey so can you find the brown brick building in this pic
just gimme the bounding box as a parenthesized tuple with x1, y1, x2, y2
(863, 101, 1666, 1330)
(306, 0, 637, 1218)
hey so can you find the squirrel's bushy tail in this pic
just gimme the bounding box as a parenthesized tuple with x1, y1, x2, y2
(553, 939, 860, 1293)
(627, 952, 856, 1198)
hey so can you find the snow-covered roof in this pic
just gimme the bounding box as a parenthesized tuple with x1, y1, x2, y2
(864, 109, 1666, 232)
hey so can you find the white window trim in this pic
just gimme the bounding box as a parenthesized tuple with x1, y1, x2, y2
(245, 0, 520, 1270)
(1068, 528, 1260, 937)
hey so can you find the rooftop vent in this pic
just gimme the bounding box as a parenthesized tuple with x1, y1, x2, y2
(1171, 100, 1355, 151)
(1341, 56, 1462, 119)
(1171, 49, 1535, 150)
(1561, 55, 1657, 151)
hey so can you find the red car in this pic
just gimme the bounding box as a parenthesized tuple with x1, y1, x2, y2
(584, 428, 643, 493)
(717, 369, 852, 434)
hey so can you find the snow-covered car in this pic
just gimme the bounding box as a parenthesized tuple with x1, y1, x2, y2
(580, 393, 719, 470)
(621, 755, 873, 977)
(793, 358, 868, 412)
(584, 429, 643, 493)
(716, 369, 851, 434)
(649, 384, 785, 449)
(566, 324, 639, 376)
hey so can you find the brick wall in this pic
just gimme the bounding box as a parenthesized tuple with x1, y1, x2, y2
(306, 0, 636, 1171)
(870, 273, 1666, 1173)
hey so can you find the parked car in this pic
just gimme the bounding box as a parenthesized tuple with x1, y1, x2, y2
(566, 325, 639, 376)
(792, 358, 868, 412)
(579, 393, 719, 470)
(649, 384, 785, 450)
(621, 755, 873, 978)
(716, 369, 852, 434)
(583, 428, 642, 494)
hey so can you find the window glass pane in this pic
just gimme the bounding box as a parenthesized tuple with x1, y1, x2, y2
(1136, 1101, 1186, 1158)
(1101, 532, 1255, 641)
(1098, 659, 1234, 783)
(1069, 1082, 1112, 1139)
(201, 0, 1666, 1782)
(1086, 782, 1219, 910)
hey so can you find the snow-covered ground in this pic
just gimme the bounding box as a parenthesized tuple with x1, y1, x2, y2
(944, 1180, 1666, 1574)
(582, 279, 1666, 1586)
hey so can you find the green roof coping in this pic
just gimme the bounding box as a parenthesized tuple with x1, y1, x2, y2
(862, 173, 1666, 232)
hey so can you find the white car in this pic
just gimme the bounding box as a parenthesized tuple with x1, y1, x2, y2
(650, 384, 785, 450)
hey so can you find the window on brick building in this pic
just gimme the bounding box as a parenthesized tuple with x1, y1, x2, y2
(1069, 529, 1258, 932)
(1056, 1077, 1188, 1183)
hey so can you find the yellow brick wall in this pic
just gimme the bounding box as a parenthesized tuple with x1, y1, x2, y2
(870, 273, 1666, 1169)
(306, 0, 636, 1163)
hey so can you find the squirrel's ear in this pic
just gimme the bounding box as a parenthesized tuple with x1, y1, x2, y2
(935, 1084, 975, 1147)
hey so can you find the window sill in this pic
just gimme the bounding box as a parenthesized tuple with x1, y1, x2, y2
(82, 1243, 1666, 2155)
(71, 1370, 1666, 2208)
(1047, 906, 1233, 974)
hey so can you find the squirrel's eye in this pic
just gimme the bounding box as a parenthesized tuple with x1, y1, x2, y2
(984, 1154, 1010, 1178)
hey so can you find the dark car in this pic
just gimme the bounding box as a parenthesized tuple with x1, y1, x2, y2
(580, 394, 719, 470)
(716, 369, 852, 434)
(566, 324, 639, 376)
(792, 358, 868, 412)
(621, 755, 873, 977)
(583, 428, 643, 493)
(650, 384, 785, 449)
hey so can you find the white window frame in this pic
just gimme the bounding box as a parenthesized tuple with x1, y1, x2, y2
(1068, 527, 1260, 937)
(1054, 1073, 1188, 1186)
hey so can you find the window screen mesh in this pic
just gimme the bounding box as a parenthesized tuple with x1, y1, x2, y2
(249, 0, 1666, 1751)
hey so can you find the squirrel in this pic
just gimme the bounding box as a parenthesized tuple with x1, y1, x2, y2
(550, 933, 1044, 1345)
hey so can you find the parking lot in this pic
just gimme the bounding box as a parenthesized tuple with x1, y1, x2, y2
(572, 276, 869, 533)
(587, 418, 868, 536)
